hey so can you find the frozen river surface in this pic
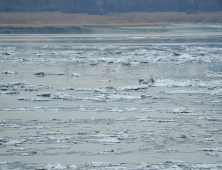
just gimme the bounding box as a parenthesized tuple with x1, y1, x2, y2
(0, 24, 222, 169)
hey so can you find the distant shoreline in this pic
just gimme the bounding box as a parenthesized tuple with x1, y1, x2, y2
(0, 12, 222, 34)
(0, 23, 216, 34)
(0, 26, 91, 34)
(0, 23, 169, 34)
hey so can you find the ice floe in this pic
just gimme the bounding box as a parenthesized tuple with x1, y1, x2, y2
(48, 72, 65, 76)
(46, 163, 68, 169)
(37, 92, 51, 97)
(117, 85, 148, 91)
(205, 70, 222, 78)
(2, 70, 17, 74)
(50, 93, 72, 100)
(71, 73, 80, 77)
(85, 138, 120, 143)
(33, 72, 45, 77)
(86, 162, 112, 167)
(154, 78, 222, 88)
(18, 97, 50, 101)
(139, 78, 154, 85)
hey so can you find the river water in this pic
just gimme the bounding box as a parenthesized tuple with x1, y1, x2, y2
(0, 24, 222, 169)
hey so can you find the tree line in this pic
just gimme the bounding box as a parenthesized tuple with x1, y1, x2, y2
(0, 0, 221, 14)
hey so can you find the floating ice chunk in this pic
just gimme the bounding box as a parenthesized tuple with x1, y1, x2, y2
(140, 60, 149, 64)
(137, 118, 153, 122)
(139, 78, 154, 85)
(48, 72, 65, 76)
(106, 94, 141, 100)
(98, 80, 111, 82)
(87, 162, 112, 167)
(37, 92, 51, 97)
(2, 81, 30, 87)
(116, 134, 128, 140)
(141, 95, 152, 99)
(90, 62, 98, 66)
(88, 117, 97, 120)
(4, 124, 20, 128)
(197, 132, 212, 137)
(121, 61, 131, 66)
(165, 160, 186, 164)
(135, 116, 153, 122)
(168, 108, 200, 116)
(20, 126, 44, 130)
(1, 91, 19, 94)
(41, 131, 62, 135)
(23, 84, 52, 91)
(4, 140, 25, 146)
(47, 145, 70, 149)
(0, 162, 7, 165)
(71, 73, 80, 77)
(137, 162, 151, 169)
(85, 138, 120, 143)
(17, 97, 31, 101)
(48, 136, 71, 142)
(115, 118, 127, 121)
(75, 87, 92, 91)
(207, 129, 219, 133)
(108, 107, 124, 112)
(205, 138, 214, 141)
(207, 152, 222, 156)
(33, 72, 45, 77)
(21, 153, 29, 156)
(206, 116, 222, 121)
(17, 97, 50, 101)
(94, 88, 108, 94)
(153, 78, 208, 87)
(148, 165, 161, 169)
(2, 70, 17, 74)
(117, 85, 148, 91)
(211, 88, 222, 96)
(51, 93, 72, 100)
(163, 90, 207, 94)
(205, 70, 222, 78)
(115, 130, 128, 135)
(103, 166, 127, 170)
(2, 52, 10, 55)
(155, 119, 175, 122)
(173, 52, 181, 56)
(100, 149, 114, 154)
(77, 131, 87, 135)
(169, 107, 192, 113)
(125, 107, 138, 112)
(93, 97, 106, 102)
(11, 147, 25, 150)
(63, 87, 74, 90)
(210, 100, 221, 103)
(141, 130, 154, 132)
(69, 165, 78, 169)
(103, 149, 114, 153)
(90, 134, 113, 138)
(179, 113, 202, 116)
(191, 164, 220, 169)
(197, 148, 222, 152)
(135, 115, 153, 119)
(46, 163, 67, 169)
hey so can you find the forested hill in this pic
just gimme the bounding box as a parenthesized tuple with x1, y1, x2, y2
(0, 0, 221, 14)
